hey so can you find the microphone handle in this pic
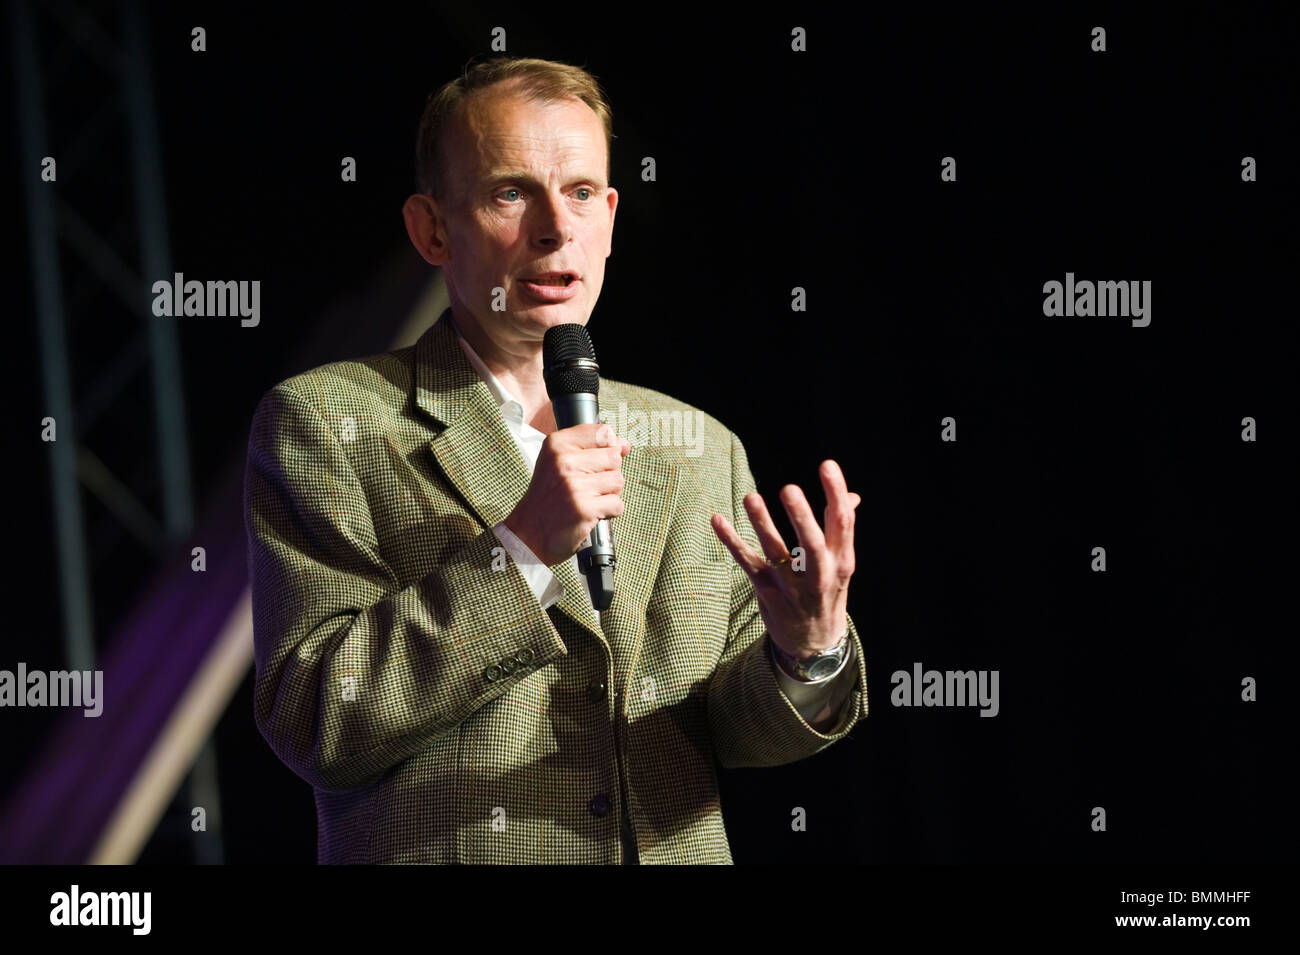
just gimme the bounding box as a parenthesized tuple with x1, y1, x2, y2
(552, 393, 616, 610)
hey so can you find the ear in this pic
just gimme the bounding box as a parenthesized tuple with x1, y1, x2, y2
(402, 194, 450, 267)
(604, 186, 618, 257)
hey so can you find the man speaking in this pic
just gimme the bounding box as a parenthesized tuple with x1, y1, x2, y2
(244, 56, 868, 864)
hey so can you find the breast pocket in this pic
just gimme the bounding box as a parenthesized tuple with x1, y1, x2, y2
(682, 558, 734, 663)
(640, 547, 736, 699)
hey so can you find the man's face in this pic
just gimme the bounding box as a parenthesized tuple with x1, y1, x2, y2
(435, 83, 618, 346)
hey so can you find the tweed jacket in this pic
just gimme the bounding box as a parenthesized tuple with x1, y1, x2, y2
(244, 311, 869, 864)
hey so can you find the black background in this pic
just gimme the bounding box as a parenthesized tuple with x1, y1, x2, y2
(4, 3, 1294, 864)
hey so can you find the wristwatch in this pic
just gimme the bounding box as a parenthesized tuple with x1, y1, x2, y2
(769, 632, 851, 682)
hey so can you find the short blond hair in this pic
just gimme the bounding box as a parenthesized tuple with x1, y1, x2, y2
(414, 56, 616, 203)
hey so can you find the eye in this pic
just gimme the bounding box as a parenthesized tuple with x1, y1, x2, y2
(575, 187, 593, 200)
(499, 188, 522, 201)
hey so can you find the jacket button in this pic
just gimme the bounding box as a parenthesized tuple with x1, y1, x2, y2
(589, 793, 611, 817)
(587, 679, 607, 703)
(483, 664, 503, 682)
(514, 647, 534, 665)
(499, 657, 517, 675)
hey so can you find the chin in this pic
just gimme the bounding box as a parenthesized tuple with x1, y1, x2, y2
(516, 300, 588, 326)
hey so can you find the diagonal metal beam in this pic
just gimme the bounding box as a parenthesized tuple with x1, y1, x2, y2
(43, 0, 125, 74)
(55, 196, 147, 315)
(77, 446, 166, 554)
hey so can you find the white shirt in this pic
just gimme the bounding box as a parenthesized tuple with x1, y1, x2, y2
(450, 317, 856, 729)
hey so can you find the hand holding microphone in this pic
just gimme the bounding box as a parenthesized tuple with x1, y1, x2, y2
(502, 323, 624, 610)
(502, 421, 629, 569)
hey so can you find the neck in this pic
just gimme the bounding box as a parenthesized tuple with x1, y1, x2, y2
(450, 307, 558, 434)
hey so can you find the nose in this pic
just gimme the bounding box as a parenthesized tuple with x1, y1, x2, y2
(531, 189, 574, 248)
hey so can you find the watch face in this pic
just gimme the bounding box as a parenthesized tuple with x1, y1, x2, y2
(806, 655, 842, 681)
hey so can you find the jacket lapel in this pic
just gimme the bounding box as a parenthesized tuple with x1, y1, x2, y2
(412, 311, 677, 662)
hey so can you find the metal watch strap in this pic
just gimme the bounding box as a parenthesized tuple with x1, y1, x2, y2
(770, 632, 850, 683)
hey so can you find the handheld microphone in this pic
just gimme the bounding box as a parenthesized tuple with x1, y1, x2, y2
(542, 323, 615, 611)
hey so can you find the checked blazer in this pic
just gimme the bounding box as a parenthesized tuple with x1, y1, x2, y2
(244, 310, 869, 864)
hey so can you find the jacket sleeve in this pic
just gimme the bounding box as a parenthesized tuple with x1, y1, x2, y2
(244, 383, 566, 793)
(705, 431, 869, 769)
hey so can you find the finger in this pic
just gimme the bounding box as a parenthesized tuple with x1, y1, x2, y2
(592, 491, 625, 520)
(573, 422, 619, 449)
(780, 482, 827, 564)
(567, 446, 626, 473)
(820, 460, 855, 556)
(740, 492, 794, 564)
(710, 513, 767, 578)
(579, 467, 625, 498)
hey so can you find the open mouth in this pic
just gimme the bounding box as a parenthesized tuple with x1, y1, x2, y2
(519, 273, 580, 301)
(524, 274, 576, 286)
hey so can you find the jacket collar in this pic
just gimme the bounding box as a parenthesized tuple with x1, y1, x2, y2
(412, 308, 677, 653)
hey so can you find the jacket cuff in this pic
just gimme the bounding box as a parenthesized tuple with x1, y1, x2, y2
(768, 636, 858, 726)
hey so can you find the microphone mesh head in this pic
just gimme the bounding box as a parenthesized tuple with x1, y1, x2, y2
(543, 323, 596, 363)
(543, 323, 600, 396)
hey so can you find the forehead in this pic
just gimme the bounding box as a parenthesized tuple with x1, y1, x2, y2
(450, 86, 606, 178)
